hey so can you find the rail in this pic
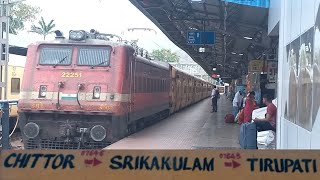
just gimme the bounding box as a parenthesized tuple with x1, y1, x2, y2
(0, 99, 19, 149)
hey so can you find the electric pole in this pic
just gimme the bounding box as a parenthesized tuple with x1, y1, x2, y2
(0, 0, 11, 100)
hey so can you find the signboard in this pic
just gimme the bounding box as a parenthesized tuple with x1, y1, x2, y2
(222, 0, 270, 8)
(1, 150, 320, 180)
(187, 31, 215, 45)
(267, 61, 278, 83)
(249, 60, 264, 72)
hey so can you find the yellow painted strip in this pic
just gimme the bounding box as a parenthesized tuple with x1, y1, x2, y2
(0, 150, 320, 180)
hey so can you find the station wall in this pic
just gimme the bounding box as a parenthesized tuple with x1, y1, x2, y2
(278, 0, 320, 149)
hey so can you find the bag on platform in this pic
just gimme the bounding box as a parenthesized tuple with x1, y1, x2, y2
(239, 122, 257, 149)
(225, 114, 235, 123)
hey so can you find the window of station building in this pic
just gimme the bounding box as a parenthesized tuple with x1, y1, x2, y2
(11, 78, 20, 93)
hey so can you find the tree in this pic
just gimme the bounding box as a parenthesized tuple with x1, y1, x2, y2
(9, 2, 41, 34)
(29, 17, 56, 40)
(151, 49, 179, 63)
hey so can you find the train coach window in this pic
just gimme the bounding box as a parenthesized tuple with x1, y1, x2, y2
(77, 47, 111, 66)
(39, 46, 72, 65)
(11, 78, 20, 93)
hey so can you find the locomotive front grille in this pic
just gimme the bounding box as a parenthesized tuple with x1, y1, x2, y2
(26, 139, 111, 149)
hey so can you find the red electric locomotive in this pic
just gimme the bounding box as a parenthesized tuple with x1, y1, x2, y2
(18, 30, 171, 149)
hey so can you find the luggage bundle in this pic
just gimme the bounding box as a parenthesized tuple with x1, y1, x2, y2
(239, 122, 258, 149)
(234, 109, 244, 124)
(224, 113, 235, 123)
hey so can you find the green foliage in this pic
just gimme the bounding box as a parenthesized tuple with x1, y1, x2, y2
(29, 17, 56, 40)
(9, 2, 41, 34)
(151, 49, 179, 63)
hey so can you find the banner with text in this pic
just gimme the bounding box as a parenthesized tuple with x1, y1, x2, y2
(0, 150, 320, 180)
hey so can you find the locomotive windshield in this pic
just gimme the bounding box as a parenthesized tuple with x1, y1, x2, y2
(39, 46, 72, 65)
(77, 47, 111, 66)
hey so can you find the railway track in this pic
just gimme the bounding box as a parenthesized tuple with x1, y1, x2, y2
(0, 130, 24, 150)
(10, 130, 24, 150)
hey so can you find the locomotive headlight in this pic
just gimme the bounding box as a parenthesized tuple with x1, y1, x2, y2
(93, 86, 101, 99)
(38, 85, 47, 98)
(23, 122, 40, 139)
(90, 125, 106, 141)
(69, 30, 86, 41)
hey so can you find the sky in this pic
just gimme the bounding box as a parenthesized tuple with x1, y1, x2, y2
(9, 0, 198, 66)
(19, 0, 183, 53)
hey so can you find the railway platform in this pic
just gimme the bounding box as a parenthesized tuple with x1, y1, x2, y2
(106, 96, 240, 149)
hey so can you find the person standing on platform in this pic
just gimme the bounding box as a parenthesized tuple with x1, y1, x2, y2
(211, 85, 219, 112)
(232, 90, 243, 117)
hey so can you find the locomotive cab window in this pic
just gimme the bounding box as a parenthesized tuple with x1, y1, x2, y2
(77, 47, 111, 66)
(39, 46, 72, 65)
(11, 78, 20, 93)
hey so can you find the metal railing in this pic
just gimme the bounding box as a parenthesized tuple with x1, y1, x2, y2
(0, 99, 19, 149)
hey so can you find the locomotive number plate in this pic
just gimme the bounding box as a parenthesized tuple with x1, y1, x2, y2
(61, 72, 82, 78)
(31, 102, 44, 109)
(99, 105, 113, 111)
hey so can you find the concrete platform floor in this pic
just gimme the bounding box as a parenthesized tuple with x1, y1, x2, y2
(106, 96, 240, 149)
